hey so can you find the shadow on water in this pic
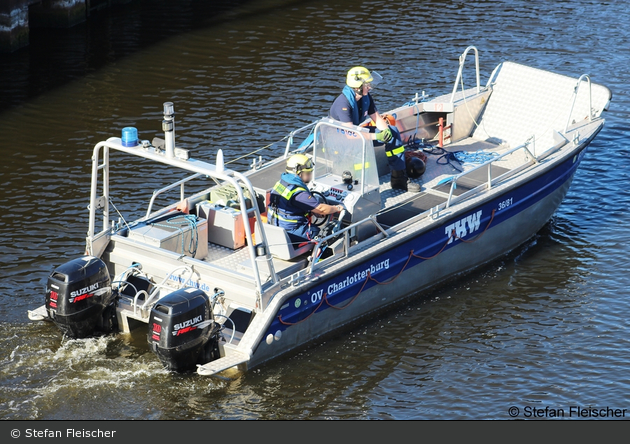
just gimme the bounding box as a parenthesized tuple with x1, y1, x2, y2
(0, 0, 318, 114)
(1, 0, 629, 420)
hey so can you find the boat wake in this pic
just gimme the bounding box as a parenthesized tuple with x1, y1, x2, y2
(0, 325, 181, 419)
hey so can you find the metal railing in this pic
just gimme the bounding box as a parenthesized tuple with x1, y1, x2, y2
(450, 46, 481, 104)
(283, 121, 318, 158)
(444, 141, 537, 208)
(565, 74, 593, 134)
(307, 215, 388, 274)
(87, 139, 279, 299)
(298, 140, 542, 276)
(145, 173, 203, 218)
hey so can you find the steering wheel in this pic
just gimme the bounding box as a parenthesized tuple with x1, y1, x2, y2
(309, 191, 334, 227)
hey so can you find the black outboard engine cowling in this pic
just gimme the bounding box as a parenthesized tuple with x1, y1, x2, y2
(45, 256, 115, 338)
(148, 288, 221, 372)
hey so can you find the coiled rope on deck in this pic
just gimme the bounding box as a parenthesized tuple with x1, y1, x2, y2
(151, 214, 200, 257)
(453, 150, 499, 164)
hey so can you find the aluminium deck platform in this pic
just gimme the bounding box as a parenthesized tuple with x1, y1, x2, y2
(197, 136, 528, 278)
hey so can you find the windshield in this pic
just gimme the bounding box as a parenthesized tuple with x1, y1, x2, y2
(312, 120, 379, 194)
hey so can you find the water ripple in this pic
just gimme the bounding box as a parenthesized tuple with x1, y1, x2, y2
(0, 0, 629, 420)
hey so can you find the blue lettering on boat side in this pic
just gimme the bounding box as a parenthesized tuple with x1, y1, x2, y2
(167, 275, 210, 292)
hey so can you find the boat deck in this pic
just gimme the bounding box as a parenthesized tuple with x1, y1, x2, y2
(204, 241, 307, 281)
(196, 136, 528, 272)
(380, 139, 505, 204)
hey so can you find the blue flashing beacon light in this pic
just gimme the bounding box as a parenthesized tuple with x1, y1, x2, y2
(121, 127, 138, 147)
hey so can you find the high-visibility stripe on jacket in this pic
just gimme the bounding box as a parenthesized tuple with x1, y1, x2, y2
(385, 145, 405, 157)
(268, 173, 311, 232)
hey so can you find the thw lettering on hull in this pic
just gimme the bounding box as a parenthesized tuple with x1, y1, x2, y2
(445, 210, 482, 244)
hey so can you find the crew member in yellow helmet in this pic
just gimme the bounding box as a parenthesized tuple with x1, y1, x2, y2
(267, 154, 343, 240)
(329, 66, 420, 192)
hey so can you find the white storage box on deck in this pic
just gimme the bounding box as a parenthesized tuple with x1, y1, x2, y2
(196, 201, 255, 250)
(128, 215, 208, 259)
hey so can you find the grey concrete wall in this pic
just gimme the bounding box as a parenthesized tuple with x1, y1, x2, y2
(0, 0, 32, 52)
(0, 0, 134, 52)
(29, 0, 86, 29)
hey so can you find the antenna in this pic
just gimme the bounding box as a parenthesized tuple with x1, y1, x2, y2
(216, 149, 224, 172)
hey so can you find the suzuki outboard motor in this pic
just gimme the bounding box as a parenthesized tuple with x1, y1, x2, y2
(45, 256, 115, 338)
(148, 288, 221, 372)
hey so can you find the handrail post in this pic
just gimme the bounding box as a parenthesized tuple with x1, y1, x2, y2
(524, 136, 538, 161)
(446, 179, 456, 208)
(284, 121, 317, 158)
(103, 145, 109, 234)
(285, 134, 293, 157)
(88, 142, 110, 241)
(309, 241, 321, 274)
(450, 46, 480, 104)
(88, 143, 102, 241)
(233, 171, 279, 291)
(370, 215, 388, 237)
(565, 74, 592, 134)
(487, 163, 492, 189)
(228, 172, 279, 293)
(87, 141, 113, 256)
(145, 173, 203, 219)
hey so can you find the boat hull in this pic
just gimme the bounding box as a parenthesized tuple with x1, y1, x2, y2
(249, 138, 592, 369)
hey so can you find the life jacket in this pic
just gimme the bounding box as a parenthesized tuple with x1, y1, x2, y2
(342, 85, 371, 126)
(268, 172, 311, 232)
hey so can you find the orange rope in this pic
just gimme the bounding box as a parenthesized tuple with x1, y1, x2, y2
(368, 251, 414, 285)
(278, 293, 325, 325)
(324, 272, 371, 310)
(411, 233, 454, 260)
(453, 209, 496, 243)
(276, 209, 496, 321)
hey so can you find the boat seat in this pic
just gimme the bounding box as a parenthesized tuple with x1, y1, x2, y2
(255, 222, 314, 260)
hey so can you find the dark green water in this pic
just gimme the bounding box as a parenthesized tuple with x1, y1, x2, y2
(0, 0, 629, 420)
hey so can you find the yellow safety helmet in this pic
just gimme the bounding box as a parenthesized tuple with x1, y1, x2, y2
(346, 66, 374, 88)
(286, 153, 314, 175)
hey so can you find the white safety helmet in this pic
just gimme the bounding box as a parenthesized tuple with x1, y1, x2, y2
(286, 153, 314, 175)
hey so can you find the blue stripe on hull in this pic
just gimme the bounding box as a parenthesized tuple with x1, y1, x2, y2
(260, 144, 588, 350)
